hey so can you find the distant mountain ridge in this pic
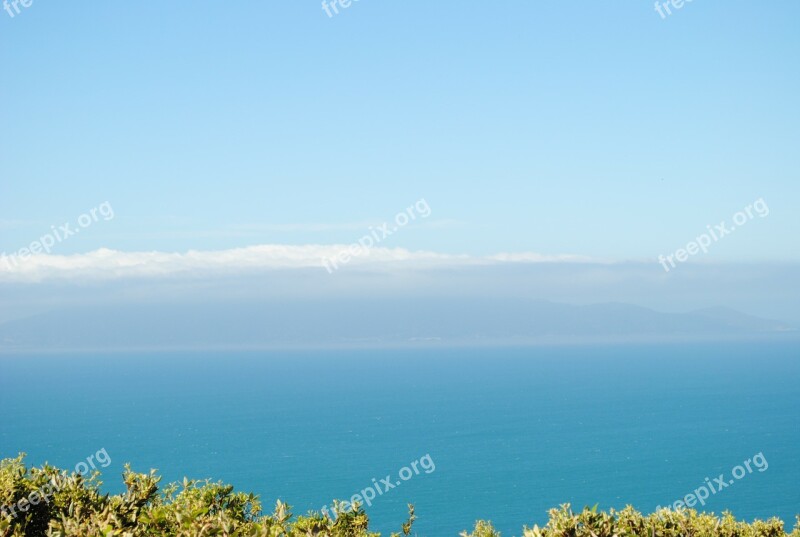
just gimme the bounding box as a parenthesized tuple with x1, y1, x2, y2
(0, 299, 794, 351)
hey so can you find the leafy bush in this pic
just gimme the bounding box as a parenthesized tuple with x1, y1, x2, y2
(461, 505, 800, 537)
(2, 454, 798, 536)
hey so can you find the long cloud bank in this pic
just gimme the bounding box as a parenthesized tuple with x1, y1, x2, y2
(0, 245, 595, 283)
(1, 246, 798, 329)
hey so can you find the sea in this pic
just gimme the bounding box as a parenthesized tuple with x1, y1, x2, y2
(1, 341, 798, 536)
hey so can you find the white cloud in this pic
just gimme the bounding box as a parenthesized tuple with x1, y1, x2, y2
(0, 244, 592, 283)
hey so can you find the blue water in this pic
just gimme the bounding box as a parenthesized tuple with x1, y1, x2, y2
(1, 342, 798, 536)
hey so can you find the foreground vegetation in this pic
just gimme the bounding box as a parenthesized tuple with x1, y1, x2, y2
(2, 455, 798, 536)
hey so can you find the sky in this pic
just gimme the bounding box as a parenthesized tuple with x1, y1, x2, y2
(1, 1, 799, 335)
(2, 1, 798, 258)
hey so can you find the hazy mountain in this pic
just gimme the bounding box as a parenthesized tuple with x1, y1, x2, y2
(0, 299, 794, 351)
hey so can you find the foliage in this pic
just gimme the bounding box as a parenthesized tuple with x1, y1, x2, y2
(462, 504, 800, 537)
(2, 455, 798, 536)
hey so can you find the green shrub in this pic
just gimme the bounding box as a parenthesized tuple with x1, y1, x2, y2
(2, 454, 798, 536)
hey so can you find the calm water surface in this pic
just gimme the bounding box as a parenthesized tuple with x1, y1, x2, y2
(1, 342, 798, 535)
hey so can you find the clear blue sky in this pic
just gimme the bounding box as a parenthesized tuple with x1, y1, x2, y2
(1, 1, 798, 260)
